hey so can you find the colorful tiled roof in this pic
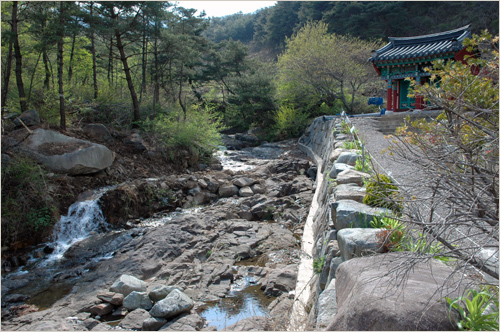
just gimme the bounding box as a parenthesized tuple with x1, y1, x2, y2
(369, 25, 471, 63)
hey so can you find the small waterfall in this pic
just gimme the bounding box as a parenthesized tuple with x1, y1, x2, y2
(45, 187, 111, 263)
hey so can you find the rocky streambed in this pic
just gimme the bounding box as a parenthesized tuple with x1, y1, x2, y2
(1, 139, 316, 331)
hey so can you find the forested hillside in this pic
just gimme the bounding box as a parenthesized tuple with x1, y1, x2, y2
(204, 1, 499, 55)
(1, 1, 498, 139)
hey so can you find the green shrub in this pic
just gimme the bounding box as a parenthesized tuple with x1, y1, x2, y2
(342, 140, 360, 150)
(1, 156, 56, 246)
(313, 256, 326, 274)
(141, 104, 224, 162)
(272, 105, 309, 140)
(445, 287, 499, 331)
(354, 154, 371, 173)
(363, 174, 402, 212)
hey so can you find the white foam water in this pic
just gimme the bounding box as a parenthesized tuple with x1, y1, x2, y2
(44, 188, 111, 264)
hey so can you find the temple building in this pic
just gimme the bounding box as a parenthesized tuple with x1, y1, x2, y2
(369, 25, 472, 112)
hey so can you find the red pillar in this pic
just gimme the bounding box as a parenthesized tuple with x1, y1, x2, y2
(415, 78, 424, 109)
(387, 80, 392, 111)
(392, 80, 398, 111)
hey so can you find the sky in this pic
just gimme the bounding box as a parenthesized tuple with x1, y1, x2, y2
(175, 1, 277, 18)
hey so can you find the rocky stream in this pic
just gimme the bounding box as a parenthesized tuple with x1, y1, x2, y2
(1, 137, 317, 331)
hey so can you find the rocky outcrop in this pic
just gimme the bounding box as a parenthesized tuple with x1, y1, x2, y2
(222, 316, 270, 331)
(261, 264, 298, 296)
(19, 128, 114, 175)
(326, 253, 462, 331)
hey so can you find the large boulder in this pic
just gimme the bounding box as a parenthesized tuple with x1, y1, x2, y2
(149, 289, 194, 319)
(123, 291, 153, 311)
(13, 109, 40, 127)
(119, 308, 151, 330)
(337, 228, 384, 261)
(110, 275, 147, 297)
(218, 184, 239, 197)
(20, 128, 114, 175)
(83, 123, 112, 143)
(331, 199, 390, 230)
(148, 285, 181, 303)
(326, 253, 462, 330)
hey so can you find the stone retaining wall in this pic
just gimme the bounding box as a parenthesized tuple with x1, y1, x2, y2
(293, 115, 484, 331)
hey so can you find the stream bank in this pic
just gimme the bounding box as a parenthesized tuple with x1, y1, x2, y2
(1, 138, 316, 331)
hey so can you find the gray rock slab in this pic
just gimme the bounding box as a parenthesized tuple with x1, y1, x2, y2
(334, 183, 366, 202)
(316, 279, 337, 329)
(329, 163, 354, 179)
(326, 253, 463, 331)
(143, 317, 168, 331)
(233, 177, 257, 187)
(97, 292, 124, 306)
(329, 148, 358, 163)
(238, 186, 254, 197)
(334, 151, 361, 166)
(337, 228, 384, 261)
(336, 169, 370, 186)
(149, 289, 194, 319)
(159, 314, 204, 331)
(110, 274, 147, 297)
(263, 264, 297, 297)
(250, 183, 265, 194)
(331, 199, 390, 230)
(222, 316, 269, 331)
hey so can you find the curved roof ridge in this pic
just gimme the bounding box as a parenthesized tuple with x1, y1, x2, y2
(389, 24, 471, 42)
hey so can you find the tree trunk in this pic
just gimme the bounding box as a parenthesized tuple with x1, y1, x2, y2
(41, 17, 50, 90)
(1, 38, 13, 111)
(12, 1, 27, 113)
(152, 29, 159, 116)
(108, 36, 113, 84)
(90, 2, 98, 99)
(42, 49, 50, 90)
(28, 51, 42, 104)
(57, 1, 66, 130)
(115, 30, 140, 126)
(178, 63, 187, 121)
(67, 32, 77, 83)
(140, 15, 147, 102)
